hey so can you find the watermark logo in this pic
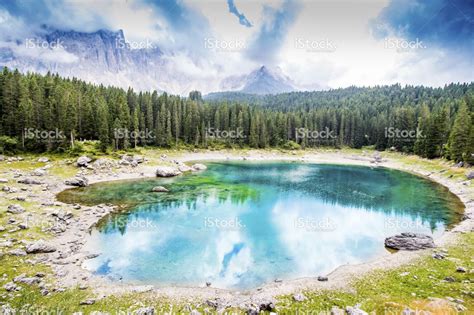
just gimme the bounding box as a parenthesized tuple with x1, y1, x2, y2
(204, 217, 245, 230)
(25, 38, 65, 50)
(294, 217, 337, 232)
(295, 38, 337, 53)
(204, 37, 246, 53)
(384, 218, 425, 232)
(114, 128, 155, 142)
(295, 127, 337, 141)
(384, 127, 424, 141)
(24, 128, 65, 142)
(206, 127, 246, 140)
(115, 37, 155, 50)
(384, 38, 426, 53)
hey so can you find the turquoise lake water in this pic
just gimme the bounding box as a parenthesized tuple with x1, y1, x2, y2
(57, 162, 464, 289)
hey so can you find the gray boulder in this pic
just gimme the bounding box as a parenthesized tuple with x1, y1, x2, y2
(79, 299, 96, 305)
(64, 177, 89, 187)
(0, 178, 8, 183)
(37, 157, 49, 163)
(76, 156, 92, 167)
(467, 171, 474, 180)
(134, 156, 145, 164)
(17, 178, 43, 185)
(93, 158, 116, 169)
(9, 249, 27, 256)
(385, 232, 435, 250)
(3, 282, 20, 292)
(31, 168, 47, 176)
(7, 204, 25, 214)
(155, 166, 181, 177)
(25, 240, 57, 254)
(13, 274, 41, 285)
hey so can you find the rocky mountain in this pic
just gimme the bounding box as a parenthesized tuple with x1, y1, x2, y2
(220, 66, 297, 95)
(0, 29, 216, 94)
(0, 29, 300, 95)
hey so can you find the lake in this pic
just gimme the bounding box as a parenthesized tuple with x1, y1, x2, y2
(57, 162, 464, 289)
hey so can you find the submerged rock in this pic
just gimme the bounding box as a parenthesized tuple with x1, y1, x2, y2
(25, 240, 57, 254)
(384, 232, 435, 250)
(64, 177, 89, 187)
(155, 166, 181, 177)
(178, 163, 193, 172)
(192, 163, 207, 171)
(151, 186, 169, 193)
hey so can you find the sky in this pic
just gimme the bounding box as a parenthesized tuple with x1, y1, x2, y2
(0, 0, 472, 89)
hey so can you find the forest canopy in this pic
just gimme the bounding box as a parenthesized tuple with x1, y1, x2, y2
(0, 68, 472, 164)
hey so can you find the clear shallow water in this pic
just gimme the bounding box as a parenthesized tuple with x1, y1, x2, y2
(57, 162, 464, 289)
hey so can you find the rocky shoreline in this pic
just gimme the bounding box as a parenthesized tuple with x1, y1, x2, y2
(1, 150, 472, 311)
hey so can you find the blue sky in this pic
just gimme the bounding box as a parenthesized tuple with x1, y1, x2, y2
(0, 0, 472, 88)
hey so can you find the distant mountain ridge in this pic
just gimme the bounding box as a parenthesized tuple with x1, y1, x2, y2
(0, 28, 304, 95)
(0, 28, 207, 94)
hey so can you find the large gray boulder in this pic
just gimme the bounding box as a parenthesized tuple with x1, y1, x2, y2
(76, 156, 92, 167)
(25, 240, 57, 254)
(64, 177, 89, 187)
(385, 232, 435, 250)
(155, 166, 181, 177)
(467, 171, 474, 180)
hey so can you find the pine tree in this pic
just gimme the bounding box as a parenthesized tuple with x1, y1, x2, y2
(447, 102, 471, 162)
(97, 97, 109, 152)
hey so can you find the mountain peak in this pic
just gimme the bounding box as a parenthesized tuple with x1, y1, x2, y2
(220, 65, 297, 95)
